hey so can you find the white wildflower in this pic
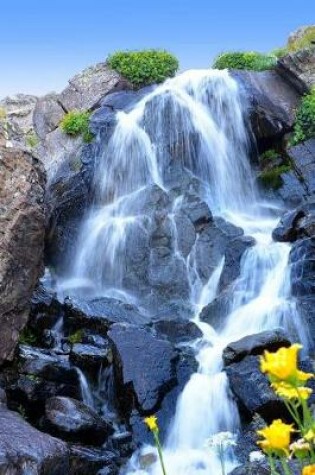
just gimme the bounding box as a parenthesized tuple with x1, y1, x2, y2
(249, 450, 265, 463)
(205, 431, 237, 451)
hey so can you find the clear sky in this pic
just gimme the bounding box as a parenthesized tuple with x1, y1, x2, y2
(0, 0, 314, 98)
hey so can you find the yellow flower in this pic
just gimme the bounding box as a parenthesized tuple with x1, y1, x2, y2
(257, 419, 295, 456)
(272, 381, 312, 400)
(305, 428, 315, 443)
(260, 344, 314, 384)
(303, 465, 315, 475)
(144, 415, 158, 432)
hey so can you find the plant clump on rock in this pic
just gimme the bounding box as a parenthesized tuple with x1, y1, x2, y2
(60, 110, 94, 143)
(107, 49, 179, 87)
(213, 51, 276, 71)
(292, 87, 315, 145)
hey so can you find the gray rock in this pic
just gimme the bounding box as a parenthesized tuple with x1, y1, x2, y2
(219, 236, 255, 290)
(273, 199, 315, 242)
(45, 396, 113, 444)
(70, 446, 118, 475)
(225, 355, 283, 418)
(0, 147, 45, 365)
(199, 289, 232, 330)
(0, 94, 38, 147)
(0, 406, 69, 474)
(33, 93, 65, 140)
(223, 329, 291, 366)
(108, 324, 176, 413)
(276, 170, 307, 207)
(230, 463, 270, 475)
(277, 45, 315, 94)
(59, 62, 131, 112)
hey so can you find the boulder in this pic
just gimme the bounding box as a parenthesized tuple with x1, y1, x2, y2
(0, 405, 69, 474)
(290, 237, 315, 297)
(0, 146, 45, 365)
(33, 93, 65, 140)
(108, 324, 176, 414)
(230, 463, 270, 475)
(199, 289, 232, 330)
(276, 169, 307, 207)
(225, 355, 283, 419)
(45, 396, 113, 444)
(219, 236, 255, 290)
(151, 317, 203, 344)
(223, 329, 291, 366)
(232, 70, 300, 148)
(69, 446, 119, 475)
(69, 342, 112, 374)
(277, 46, 315, 94)
(64, 297, 149, 334)
(58, 62, 131, 112)
(272, 199, 315, 242)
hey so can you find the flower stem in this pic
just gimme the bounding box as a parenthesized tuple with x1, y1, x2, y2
(280, 458, 292, 475)
(268, 455, 281, 475)
(153, 432, 167, 475)
(219, 445, 226, 475)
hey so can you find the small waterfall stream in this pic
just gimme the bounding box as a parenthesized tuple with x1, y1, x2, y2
(62, 70, 308, 474)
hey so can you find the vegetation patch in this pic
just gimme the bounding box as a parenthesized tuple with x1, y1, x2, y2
(260, 149, 279, 162)
(68, 329, 84, 345)
(19, 327, 38, 346)
(26, 132, 39, 148)
(291, 88, 315, 145)
(60, 110, 94, 143)
(107, 49, 179, 87)
(259, 164, 291, 189)
(213, 51, 276, 71)
(273, 26, 315, 57)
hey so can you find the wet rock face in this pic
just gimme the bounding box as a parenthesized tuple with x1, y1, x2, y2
(223, 329, 291, 366)
(225, 355, 283, 419)
(273, 199, 315, 242)
(277, 46, 315, 94)
(108, 324, 177, 413)
(44, 396, 114, 444)
(0, 405, 69, 474)
(232, 70, 300, 149)
(0, 146, 46, 365)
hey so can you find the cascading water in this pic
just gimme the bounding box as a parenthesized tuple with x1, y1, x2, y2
(63, 69, 309, 474)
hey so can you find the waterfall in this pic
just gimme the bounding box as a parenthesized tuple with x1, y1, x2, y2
(62, 69, 308, 474)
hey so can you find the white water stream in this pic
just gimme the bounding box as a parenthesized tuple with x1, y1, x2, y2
(65, 70, 308, 474)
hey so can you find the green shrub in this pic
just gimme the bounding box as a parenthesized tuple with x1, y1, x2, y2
(19, 327, 38, 345)
(292, 88, 315, 145)
(260, 149, 279, 161)
(213, 51, 276, 71)
(259, 165, 291, 189)
(287, 26, 315, 52)
(60, 110, 93, 143)
(68, 330, 83, 345)
(107, 49, 179, 87)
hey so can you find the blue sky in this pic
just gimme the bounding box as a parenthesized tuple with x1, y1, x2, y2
(0, 0, 314, 97)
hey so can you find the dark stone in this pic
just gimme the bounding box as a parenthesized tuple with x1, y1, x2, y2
(180, 192, 213, 232)
(230, 463, 270, 475)
(45, 143, 95, 271)
(225, 355, 283, 419)
(234, 414, 266, 464)
(195, 222, 228, 282)
(287, 139, 315, 197)
(45, 396, 114, 444)
(199, 289, 232, 330)
(223, 329, 291, 366)
(70, 342, 113, 374)
(276, 170, 307, 207)
(232, 70, 300, 149)
(152, 317, 203, 344)
(290, 237, 315, 297)
(30, 283, 64, 331)
(276, 46, 315, 94)
(65, 297, 149, 334)
(108, 324, 176, 414)
(219, 236, 255, 290)
(0, 406, 69, 474)
(129, 347, 198, 445)
(273, 199, 315, 242)
(70, 446, 119, 475)
(296, 297, 315, 352)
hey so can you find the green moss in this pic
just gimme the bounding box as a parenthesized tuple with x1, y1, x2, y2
(26, 132, 39, 148)
(292, 88, 315, 145)
(68, 329, 83, 345)
(107, 49, 179, 87)
(260, 149, 279, 161)
(213, 51, 276, 71)
(259, 165, 291, 189)
(0, 107, 6, 120)
(287, 26, 315, 52)
(19, 327, 38, 346)
(60, 110, 94, 143)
